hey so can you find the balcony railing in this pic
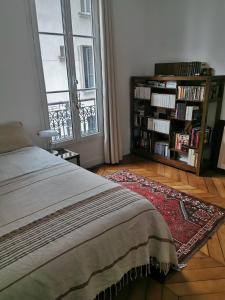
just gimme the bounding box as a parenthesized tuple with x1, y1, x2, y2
(48, 100, 97, 141)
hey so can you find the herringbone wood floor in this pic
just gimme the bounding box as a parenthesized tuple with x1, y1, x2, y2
(95, 155, 225, 300)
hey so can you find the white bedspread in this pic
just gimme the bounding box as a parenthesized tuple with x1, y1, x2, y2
(0, 147, 178, 300)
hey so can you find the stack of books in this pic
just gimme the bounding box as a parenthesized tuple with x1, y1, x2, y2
(166, 81, 177, 88)
(146, 81, 177, 89)
(147, 118, 170, 134)
(134, 85, 151, 100)
(177, 86, 205, 101)
(154, 141, 170, 158)
(151, 93, 176, 109)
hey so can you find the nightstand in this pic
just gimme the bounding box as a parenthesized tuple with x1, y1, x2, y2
(54, 148, 80, 166)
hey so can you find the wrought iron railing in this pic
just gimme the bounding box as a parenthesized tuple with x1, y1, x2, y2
(48, 100, 97, 141)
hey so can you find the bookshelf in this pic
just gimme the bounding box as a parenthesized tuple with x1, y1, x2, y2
(131, 75, 225, 175)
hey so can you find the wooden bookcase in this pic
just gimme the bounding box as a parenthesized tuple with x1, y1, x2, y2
(130, 75, 225, 175)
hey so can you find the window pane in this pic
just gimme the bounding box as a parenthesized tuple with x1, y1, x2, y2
(47, 92, 73, 141)
(39, 34, 69, 92)
(78, 90, 98, 136)
(35, 0, 63, 34)
(70, 0, 93, 36)
(73, 37, 95, 89)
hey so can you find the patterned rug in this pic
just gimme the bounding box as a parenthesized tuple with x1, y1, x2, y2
(105, 170, 225, 264)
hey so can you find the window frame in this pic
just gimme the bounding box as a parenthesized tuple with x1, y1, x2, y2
(28, 0, 103, 145)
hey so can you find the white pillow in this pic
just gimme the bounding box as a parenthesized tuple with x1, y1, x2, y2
(0, 121, 33, 153)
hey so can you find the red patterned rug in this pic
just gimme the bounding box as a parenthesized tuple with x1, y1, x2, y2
(105, 170, 225, 263)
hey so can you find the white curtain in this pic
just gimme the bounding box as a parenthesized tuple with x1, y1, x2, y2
(100, 0, 123, 164)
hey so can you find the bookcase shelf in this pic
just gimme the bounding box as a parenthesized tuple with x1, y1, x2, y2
(131, 75, 225, 175)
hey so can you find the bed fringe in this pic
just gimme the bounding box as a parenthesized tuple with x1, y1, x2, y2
(95, 258, 172, 300)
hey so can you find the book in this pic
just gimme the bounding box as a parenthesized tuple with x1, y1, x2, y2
(147, 118, 170, 134)
(175, 133, 190, 151)
(151, 93, 176, 109)
(134, 85, 151, 100)
(154, 141, 170, 158)
(175, 103, 186, 120)
(187, 149, 197, 166)
(185, 106, 200, 121)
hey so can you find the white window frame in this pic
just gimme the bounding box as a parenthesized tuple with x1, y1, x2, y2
(27, 0, 103, 146)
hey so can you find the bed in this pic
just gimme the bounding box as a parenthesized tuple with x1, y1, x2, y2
(0, 123, 178, 300)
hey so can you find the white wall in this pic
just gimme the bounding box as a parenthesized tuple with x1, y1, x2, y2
(111, 0, 225, 155)
(0, 0, 103, 168)
(0, 0, 44, 145)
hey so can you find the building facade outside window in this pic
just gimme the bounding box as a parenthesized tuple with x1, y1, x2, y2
(80, 0, 91, 14)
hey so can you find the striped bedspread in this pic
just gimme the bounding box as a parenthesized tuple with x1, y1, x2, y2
(0, 147, 178, 300)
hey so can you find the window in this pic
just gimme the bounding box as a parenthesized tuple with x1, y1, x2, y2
(80, 0, 91, 14)
(82, 46, 94, 88)
(34, 0, 101, 141)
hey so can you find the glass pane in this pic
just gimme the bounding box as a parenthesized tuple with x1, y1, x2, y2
(78, 89, 98, 136)
(35, 0, 63, 34)
(47, 92, 73, 141)
(39, 34, 68, 92)
(70, 0, 93, 36)
(73, 37, 95, 89)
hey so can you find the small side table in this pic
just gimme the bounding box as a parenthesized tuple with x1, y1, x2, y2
(54, 148, 80, 166)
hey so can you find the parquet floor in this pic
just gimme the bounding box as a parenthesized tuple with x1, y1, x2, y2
(95, 155, 225, 300)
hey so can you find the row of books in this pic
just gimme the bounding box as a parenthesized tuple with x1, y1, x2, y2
(151, 93, 176, 109)
(190, 127, 212, 148)
(177, 149, 198, 167)
(175, 103, 200, 120)
(134, 84, 205, 102)
(147, 81, 177, 89)
(185, 106, 199, 121)
(134, 114, 145, 127)
(190, 127, 201, 148)
(187, 149, 198, 166)
(174, 129, 200, 150)
(134, 86, 151, 99)
(177, 86, 205, 101)
(147, 118, 170, 134)
(155, 61, 210, 76)
(175, 133, 189, 151)
(154, 141, 170, 158)
(133, 129, 150, 150)
(174, 126, 212, 151)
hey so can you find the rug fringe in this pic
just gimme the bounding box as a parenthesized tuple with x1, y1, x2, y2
(95, 258, 173, 300)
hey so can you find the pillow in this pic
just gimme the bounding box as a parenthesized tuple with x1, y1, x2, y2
(0, 121, 33, 153)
